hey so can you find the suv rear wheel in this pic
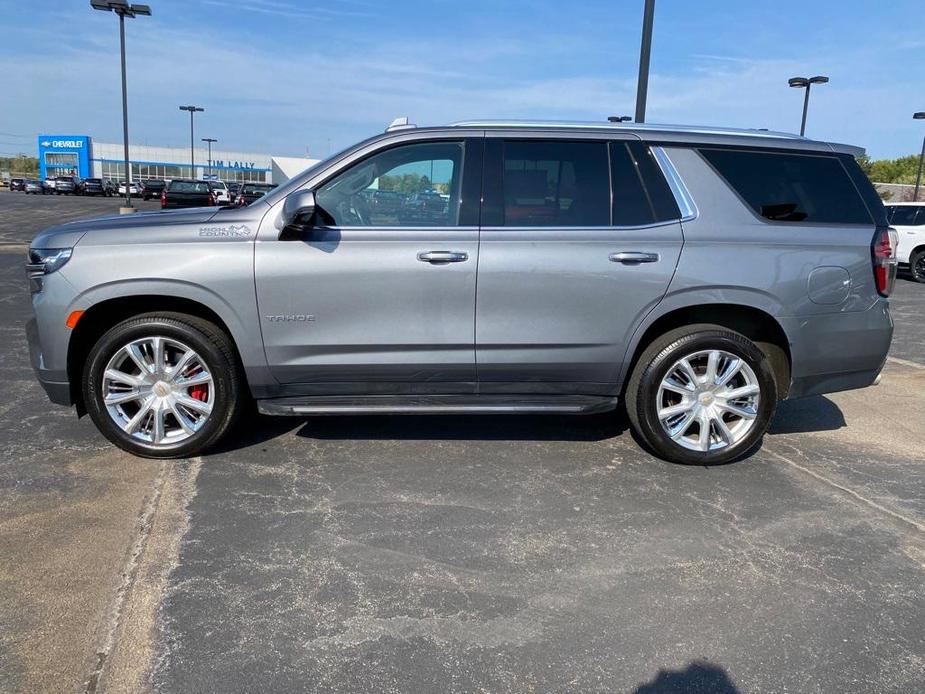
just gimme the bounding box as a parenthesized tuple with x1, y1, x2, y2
(626, 324, 778, 465)
(83, 312, 243, 459)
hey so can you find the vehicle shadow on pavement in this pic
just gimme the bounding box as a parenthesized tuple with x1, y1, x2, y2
(768, 395, 846, 434)
(633, 660, 741, 693)
(211, 410, 630, 452)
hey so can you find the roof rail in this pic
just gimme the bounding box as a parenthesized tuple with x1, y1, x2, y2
(386, 117, 416, 132)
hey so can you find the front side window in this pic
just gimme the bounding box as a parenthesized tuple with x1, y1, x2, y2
(701, 148, 873, 225)
(316, 141, 464, 227)
(500, 140, 609, 226)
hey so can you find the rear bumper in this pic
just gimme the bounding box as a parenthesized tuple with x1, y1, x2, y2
(26, 317, 72, 406)
(784, 300, 893, 399)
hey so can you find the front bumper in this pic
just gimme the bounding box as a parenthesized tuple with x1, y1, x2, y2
(26, 316, 72, 406)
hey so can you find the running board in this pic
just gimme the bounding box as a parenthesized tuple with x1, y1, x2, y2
(256, 394, 618, 416)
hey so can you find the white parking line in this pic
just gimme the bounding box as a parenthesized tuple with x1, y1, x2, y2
(887, 356, 925, 370)
(764, 446, 925, 535)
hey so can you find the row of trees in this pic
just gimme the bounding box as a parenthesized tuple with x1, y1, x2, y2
(0, 154, 39, 177)
(857, 153, 923, 184)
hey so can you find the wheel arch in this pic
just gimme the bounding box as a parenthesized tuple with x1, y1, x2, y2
(622, 301, 792, 400)
(67, 294, 247, 414)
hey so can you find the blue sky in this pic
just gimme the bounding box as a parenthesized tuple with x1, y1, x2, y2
(1, 0, 923, 160)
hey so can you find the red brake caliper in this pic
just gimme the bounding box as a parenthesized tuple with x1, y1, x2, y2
(189, 384, 209, 402)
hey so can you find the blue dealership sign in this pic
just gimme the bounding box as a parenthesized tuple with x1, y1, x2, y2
(38, 135, 92, 180)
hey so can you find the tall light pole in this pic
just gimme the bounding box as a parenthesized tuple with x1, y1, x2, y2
(90, 0, 151, 212)
(913, 112, 925, 202)
(634, 0, 656, 123)
(179, 105, 204, 178)
(201, 137, 217, 180)
(788, 75, 829, 136)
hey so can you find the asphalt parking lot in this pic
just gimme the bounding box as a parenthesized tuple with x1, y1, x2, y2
(1, 190, 924, 694)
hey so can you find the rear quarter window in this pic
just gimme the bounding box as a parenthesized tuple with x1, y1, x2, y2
(700, 148, 875, 225)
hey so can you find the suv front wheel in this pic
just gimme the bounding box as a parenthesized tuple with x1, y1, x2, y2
(83, 312, 243, 459)
(626, 324, 778, 465)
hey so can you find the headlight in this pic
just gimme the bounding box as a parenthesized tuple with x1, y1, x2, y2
(26, 248, 73, 276)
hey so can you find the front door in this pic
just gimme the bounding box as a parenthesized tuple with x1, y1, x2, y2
(475, 137, 684, 392)
(255, 138, 482, 390)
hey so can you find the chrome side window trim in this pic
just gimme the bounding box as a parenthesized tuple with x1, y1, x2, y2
(651, 146, 698, 222)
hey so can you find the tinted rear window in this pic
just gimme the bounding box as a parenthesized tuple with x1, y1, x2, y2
(500, 140, 610, 226)
(887, 206, 922, 226)
(168, 181, 211, 193)
(700, 149, 874, 225)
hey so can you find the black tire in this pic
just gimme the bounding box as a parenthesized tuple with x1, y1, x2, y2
(625, 324, 778, 465)
(83, 312, 244, 458)
(910, 249, 925, 284)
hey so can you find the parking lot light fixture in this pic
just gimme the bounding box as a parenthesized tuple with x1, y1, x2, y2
(90, 0, 152, 211)
(202, 138, 218, 180)
(179, 106, 204, 178)
(789, 75, 829, 136)
(914, 112, 925, 202)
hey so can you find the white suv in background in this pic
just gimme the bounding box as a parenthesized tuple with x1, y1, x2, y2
(886, 202, 925, 283)
(210, 180, 231, 204)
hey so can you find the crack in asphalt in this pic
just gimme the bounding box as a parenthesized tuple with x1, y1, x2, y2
(84, 461, 168, 694)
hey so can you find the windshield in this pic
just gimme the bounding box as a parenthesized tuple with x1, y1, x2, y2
(257, 135, 382, 208)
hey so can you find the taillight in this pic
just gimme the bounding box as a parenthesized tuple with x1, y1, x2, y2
(872, 227, 899, 297)
(236, 195, 244, 207)
(160, 189, 167, 208)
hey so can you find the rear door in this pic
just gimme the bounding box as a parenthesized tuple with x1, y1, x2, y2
(475, 135, 684, 391)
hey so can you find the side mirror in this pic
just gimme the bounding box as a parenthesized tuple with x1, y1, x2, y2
(279, 189, 317, 240)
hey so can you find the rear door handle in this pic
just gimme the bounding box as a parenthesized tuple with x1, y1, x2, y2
(417, 251, 469, 263)
(609, 251, 660, 264)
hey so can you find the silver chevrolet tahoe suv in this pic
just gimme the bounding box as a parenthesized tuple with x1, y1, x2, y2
(26, 120, 897, 465)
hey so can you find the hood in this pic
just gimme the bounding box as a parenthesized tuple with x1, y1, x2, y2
(30, 207, 224, 249)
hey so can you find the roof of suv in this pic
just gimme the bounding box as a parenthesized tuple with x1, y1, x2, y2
(441, 119, 863, 156)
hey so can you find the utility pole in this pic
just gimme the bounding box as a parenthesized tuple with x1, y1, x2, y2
(202, 137, 217, 179)
(90, 1, 151, 212)
(634, 0, 656, 123)
(179, 105, 204, 177)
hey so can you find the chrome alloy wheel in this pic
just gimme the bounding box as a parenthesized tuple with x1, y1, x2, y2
(656, 349, 761, 453)
(101, 336, 214, 446)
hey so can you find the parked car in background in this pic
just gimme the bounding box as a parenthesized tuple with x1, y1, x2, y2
(209, 180, 231, 204)
(24, 179, 46, 195)
(885, 202, 925, 283)
(140, 179, 166, 201)
(25, 120, 895, 462)
(234, 182, 277, 206)
(53, 176, 80, 195)
(79, 178, 111, 197)
(103, 179, 118, 196)
(43, 178, 57, 192)
(118, 181, 139, 196)
(0, 178, 8, 188)
(401, 189, 448, 222)
(9, 178, 26, 192)
(160, 179, 216, 208)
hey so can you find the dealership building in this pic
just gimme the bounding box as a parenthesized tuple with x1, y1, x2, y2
(37, 135, 318, 185)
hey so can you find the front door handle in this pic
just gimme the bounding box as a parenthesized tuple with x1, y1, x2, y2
(417, 251, 469, 263)
(609, 251, 660, 264)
